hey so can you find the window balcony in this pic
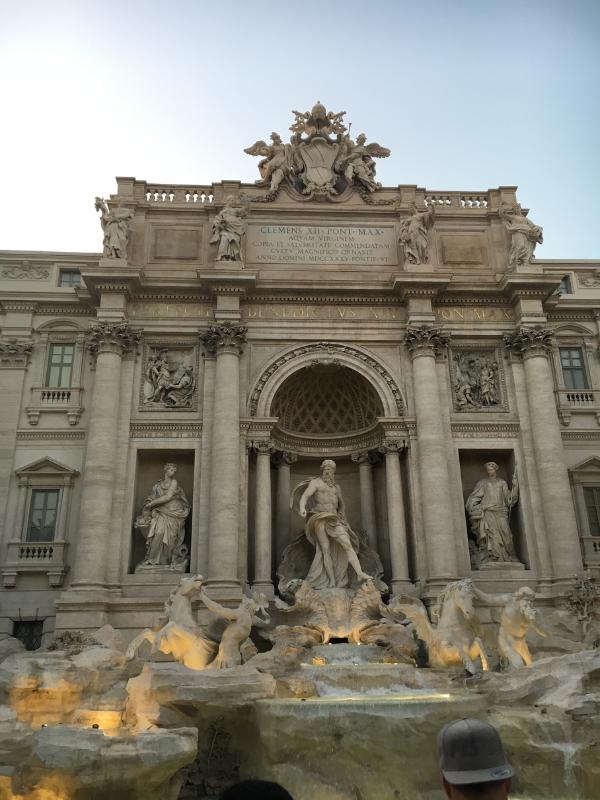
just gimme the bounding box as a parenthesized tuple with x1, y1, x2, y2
(555, 388, 600, 426)
(2, 540, 68, 588)
(581, 537, 600, 569)
(26, 386, 84, 426)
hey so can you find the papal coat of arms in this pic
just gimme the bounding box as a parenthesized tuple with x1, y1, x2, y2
(244, 101, 390, 201)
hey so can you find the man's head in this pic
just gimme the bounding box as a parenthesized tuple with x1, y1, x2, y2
(485, 461, 499, 477)
(320, 459, 336, 485)
(219, 780, 293, 800)
(514, 587, 536, 619)
(438, 719, 513, 799)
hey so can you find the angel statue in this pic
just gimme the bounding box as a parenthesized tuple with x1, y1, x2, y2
(335, 132, 390, 192)
(398, 203, 435, 265)
(243, 132, 301, 194)
(210, 195, 247, 262)
(499, 203, 543, 269)
(94, 196, 133, 259)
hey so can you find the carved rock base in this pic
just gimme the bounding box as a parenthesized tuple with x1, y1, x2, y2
(476, 561, 525, 572)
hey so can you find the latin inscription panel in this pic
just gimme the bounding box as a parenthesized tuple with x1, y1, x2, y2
(246, 223, 397, 266)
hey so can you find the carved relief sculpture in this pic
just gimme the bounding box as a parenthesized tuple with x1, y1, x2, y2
(398, 203, 435, 265)
(452, 351, 501, 410)
(499, 203, 543, 269)
(278, 459, 385, 594)
(142, 347, 196, 408)
(210, 195, 247, 262)
(134, 463, 191, 572)
(94, 197, 133, 259)
(245, 101, 390, 201)
(465, 462, 519, 567)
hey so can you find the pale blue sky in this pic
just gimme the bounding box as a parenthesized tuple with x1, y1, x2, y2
(0, 0, 598, 257)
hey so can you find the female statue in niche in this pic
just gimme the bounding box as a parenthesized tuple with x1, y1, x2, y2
(135, 463, 191, 570)
(465, 461, 519, 566)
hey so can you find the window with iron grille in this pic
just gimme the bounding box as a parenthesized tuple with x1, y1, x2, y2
(59, 269, 81, 287)
(559, 347, 588, 391)
(46, 343, 74, 387)
(26, 489, 59, 542)
(584, 486, 600, 536)
(12, 620, 44, 651)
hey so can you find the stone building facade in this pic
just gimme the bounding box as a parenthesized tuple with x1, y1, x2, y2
(1, 105, 599, 645)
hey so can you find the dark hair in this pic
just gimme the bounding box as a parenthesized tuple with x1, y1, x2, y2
(449, 779, 509, 798)
(219, 780, 294, 800)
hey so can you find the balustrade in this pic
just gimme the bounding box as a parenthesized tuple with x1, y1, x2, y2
(144, 185, 214, 204)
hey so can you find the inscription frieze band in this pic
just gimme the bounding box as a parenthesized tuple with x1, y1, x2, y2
(246, 222, 397, 266)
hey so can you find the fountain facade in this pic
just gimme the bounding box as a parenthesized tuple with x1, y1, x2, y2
(1, 101, 600, 797)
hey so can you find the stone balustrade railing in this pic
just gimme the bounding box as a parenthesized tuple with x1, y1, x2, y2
(144, 186, 214, 204)
(425, 191, 489, 209)
(26, 386, 83, 426)
(2, 540, 68, 587)
(581, 536, 600, 567)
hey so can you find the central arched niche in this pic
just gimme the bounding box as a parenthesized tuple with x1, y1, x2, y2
(264, 364, 392, 583)
(270, 364, 384, 435)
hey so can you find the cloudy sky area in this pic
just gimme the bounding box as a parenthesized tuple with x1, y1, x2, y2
(0, 0, 598, 257)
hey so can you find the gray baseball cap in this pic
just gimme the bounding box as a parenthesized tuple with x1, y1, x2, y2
(438, 719, 514, 785)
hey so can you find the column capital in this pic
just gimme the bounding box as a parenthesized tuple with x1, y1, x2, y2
(200, 323, 247, 356)
(351, 450, 371, 465)
(273, 450, 298, 466)
(0, 339, 33, 368)
(503, 325, 553, 360)
(404, 325, 450, 358)
(379, 439, 407, 456)
(252, 440, 276, 456)
(86, 320, 141, 356)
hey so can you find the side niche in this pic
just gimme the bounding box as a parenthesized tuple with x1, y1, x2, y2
(129, 450, 194, 574)
(459, 450, 528, 571)
(139, 343, 198, 411)
(449, 347, 507, 412)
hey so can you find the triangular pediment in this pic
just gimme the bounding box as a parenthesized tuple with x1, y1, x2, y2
(569, 456, 600, 474)
(15, 457, 79, 477)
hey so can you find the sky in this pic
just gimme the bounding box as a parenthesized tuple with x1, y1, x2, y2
(0, 0, 598, 258)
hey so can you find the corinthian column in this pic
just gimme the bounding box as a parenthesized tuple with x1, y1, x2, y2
(71, 321, 140, 590)
(274, 451, 297, 567)
(199, 324, 247, 592)
(405, 325, 458, 585)
(504, 327, 583, 581)
(252, 440, 275, 594)
(378, 441, 411, 591)
(351, 451, 378, 551)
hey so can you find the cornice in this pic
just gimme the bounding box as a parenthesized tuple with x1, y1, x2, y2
(561, 430, 600, 442)
(16, 429, 86, 441)
(245, 293, 402, 306)
(450, 421, 520, 438)
(130, 422, 203, 438)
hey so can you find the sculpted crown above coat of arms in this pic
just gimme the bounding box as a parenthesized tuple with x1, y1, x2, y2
(244, 101, 391, 201)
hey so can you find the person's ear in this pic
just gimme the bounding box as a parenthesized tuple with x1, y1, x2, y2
(441, 776, 453, 799)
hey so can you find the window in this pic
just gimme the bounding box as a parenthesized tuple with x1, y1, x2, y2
(46, 343, 74, 387)
(584, 486, 600, 536)
(59, 270, 81, 287)
(26, 489, 59, 542)
(13, 620, 44, 651)
(560, 347, 588, 391)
